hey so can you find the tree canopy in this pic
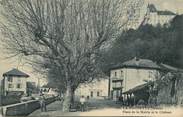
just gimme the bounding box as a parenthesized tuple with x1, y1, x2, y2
(100, 15, 183, 73)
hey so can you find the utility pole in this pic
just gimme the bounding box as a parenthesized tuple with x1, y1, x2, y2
(37, 77, 41, 94)
(0, 77, 3, 115)
(0, 80, 2, 106)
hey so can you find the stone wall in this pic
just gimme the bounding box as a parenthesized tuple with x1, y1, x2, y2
(2, 97, 55, 116)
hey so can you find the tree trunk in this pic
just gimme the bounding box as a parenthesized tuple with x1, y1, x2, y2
(62, 83, 72, 112)
(71, 89, 75, 104)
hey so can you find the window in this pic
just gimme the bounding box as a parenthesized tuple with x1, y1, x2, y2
(17, 84, 21, 88)
(17, 78, 21, 82)
(121, 71, 124, 78)
(90, 91, 93, 97)
(149, 71, 152, 78)
(115, 72, 117, 77)
(97, 92, 100, 97)
(8, 84, 13, 88)
(7, 77, 13, 82)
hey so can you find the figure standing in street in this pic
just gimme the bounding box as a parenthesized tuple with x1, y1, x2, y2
(80, 95, 86, 112)
(39, 94, 47, 112)
(120, 96, 124, 106)
(127, 95, 130, 106)
(60, 93, 64, 102)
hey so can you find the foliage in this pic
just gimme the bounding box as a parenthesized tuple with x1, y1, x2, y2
(100, 15, 183, 73)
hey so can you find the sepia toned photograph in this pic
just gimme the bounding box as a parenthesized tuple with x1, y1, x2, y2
(0, 0, 183, 116)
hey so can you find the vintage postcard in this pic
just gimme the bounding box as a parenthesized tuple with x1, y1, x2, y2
(0, 0, 183, 117)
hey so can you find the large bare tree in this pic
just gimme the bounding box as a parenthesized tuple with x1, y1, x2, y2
(0, 0, 140, 111)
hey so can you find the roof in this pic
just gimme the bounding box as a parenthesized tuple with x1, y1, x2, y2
(159, 63, 183, 72)
(148, 4, 157, 12)
(110, 57, 161, 70)
(123, 82, 153, 94)
(3, 68, 29, 77)
(157, 10, 176, 15)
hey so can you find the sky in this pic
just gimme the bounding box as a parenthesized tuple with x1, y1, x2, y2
(0, 0, 183, 86)
(148, 0, 183, 14)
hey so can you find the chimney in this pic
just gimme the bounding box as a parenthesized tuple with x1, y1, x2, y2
(134, 57, 140, 66)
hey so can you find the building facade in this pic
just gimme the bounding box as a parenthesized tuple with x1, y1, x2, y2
(123, 2, 177, 30)
(122, 0, 148, 30)
(1, 68, 29, 96)
(143, 4, 176, 26)
(109, 58, 160, 100)
(75, 78, 109, 100)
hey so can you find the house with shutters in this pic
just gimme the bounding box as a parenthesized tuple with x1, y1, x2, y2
(109, 57, 161, 100)
(1, 68, 29, 96)
(75, 57, 161, 101)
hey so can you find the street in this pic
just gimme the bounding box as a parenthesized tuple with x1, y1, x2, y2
(28, 99, 183, 117)
(29, 99, 121, 116)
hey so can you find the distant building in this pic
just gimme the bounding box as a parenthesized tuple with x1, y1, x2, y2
(75, 78, 109, 99)
(142, 4, 176, 26)
(1, 68, 29, 96)
(109, 57, 160, 100)
(123, 0, 148, 30)
(123, 2, 177, 30)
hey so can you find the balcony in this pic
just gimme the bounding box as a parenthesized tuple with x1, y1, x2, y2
(112, 87, 123, 90)
(111, 77, 123, 82)
(112, 81, 123, 90)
